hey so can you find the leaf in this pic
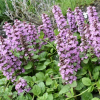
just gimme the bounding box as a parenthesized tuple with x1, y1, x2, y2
(91, 57, 98, 62)
(36, 72, 45, 81)
(38, 82, 45, 94)
(93, 66, 100, 72)
(43, 93, 48, 99)
(46, 78, 53, 85)
(73, 32, 81, 39)
(39, 52, 47, 61)
(54, 29, 59, 36)
(32, 76, 36, 82)
(77, 68, 87, 76)
(88, 86, 94, 92)
(47, 88, 54, 92)
(0, 78, 6, 85)
(24, 61, 33, 69)
(97, 80, 100, 89)
(23, 76, 32, 83)
(75, 80, 84, 90)
(32, 85, 41, 96)
(39, 31, 44, 39)
(66, 92, 73, 98)
(93, 72, 99, 80)
(92, 97, 100, 100)
(23, 69, 32, 74)
(82, 77, 91, 86)
(33, 55, 39, 59)
(81, 91, 93, 100)
(69, 81, 77, 88)
(50, 48, 54, 53)
(51, 80, 58, 89)
(83, 58, 89, 64)
(36, 64, 46, 70)
(46, 94, 53, 100)
(25, 94, 32, 100)
(44, 60, 51, 66)
(14, 52, 20, 57)
(0, 86, 5, 93)
(59, 85, 70, 94)
(46, 69, 53, 75)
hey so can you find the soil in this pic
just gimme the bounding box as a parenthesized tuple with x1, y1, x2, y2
(0, 0, 100, 38)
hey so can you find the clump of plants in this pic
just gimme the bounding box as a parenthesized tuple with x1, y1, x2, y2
(0, 5, 100, 100)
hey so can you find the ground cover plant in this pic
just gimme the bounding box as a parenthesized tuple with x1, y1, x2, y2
(1, 4, 100, 100)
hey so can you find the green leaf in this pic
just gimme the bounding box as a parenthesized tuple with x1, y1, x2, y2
(83, 58, 89, 64)
(92, 97, 100, 100)
(24, 61, 33, 69)
(39, 31, 44, 39)
(69, 81, 77, 88)
(32, 76, 36, 82)
(38, 82, 45, 94)
(46, 69, 53, 75)
(53, 93, 59, 98)
(25, 94, 32, 100)
(93, 72, 99, 80)
(46, 94, 53, 100)
(88, 86, 94, 92)
(14, 52, 20, 57)
(43, 93, 48, 99)
(36, 72, 45, 81)
(73, 32, 81, 39)
(93, 66, 100, 72)
(0, 86, 5, 93)
(77, 68, 87, 76)
(97, 80, 100, 89)
(47, 88, 54, 92)
(59, 85, 70, 94)
(0, 78, 6, 85)
(39, 52, 47, 61)
(75, 80, 84, 90)
(51, 80, 58, 89)
(81, 91, 93, 100)
(23, 76, 32, 83)
(54, 29, 59, 36)
(36, 64, 46, 70)
(32, 85, 41, 96)
(50, 48, 54, 53)
(33, 55, 39, 59)
(66, 92, 73, 98)
(46, 78, 53, 85)
(44, 60, 51, 66)
(82, 77, 91, 86)
(91, 57, 98, 62)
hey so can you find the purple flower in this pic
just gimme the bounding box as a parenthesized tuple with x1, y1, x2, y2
(15, 78, 31, 94)
(67, 8, 78, 32)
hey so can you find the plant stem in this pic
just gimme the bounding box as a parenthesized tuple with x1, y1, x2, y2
(66, 88, 89, 100)
(66, 83, 96, 100)
(88, 70, 93, 80)
(42, 39, 57, 51)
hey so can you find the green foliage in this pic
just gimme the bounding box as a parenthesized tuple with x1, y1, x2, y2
(55, 0, 95, 15)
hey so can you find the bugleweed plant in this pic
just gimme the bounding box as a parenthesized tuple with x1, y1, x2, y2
(1, 5, 100, 100)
